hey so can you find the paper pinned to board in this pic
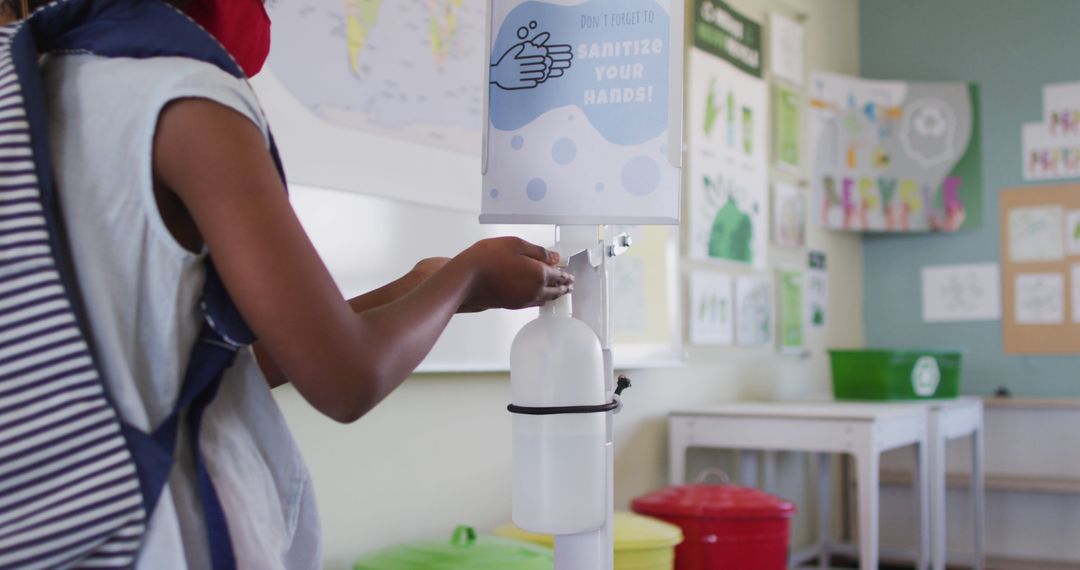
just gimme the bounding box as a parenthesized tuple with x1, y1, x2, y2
(735, 274, 773, 346)
(1072, 265, 1080, 324)
(768, 12, 805, 86)
(689, 272, 734, 345)
(921, 263, 1002, 322)
(1007, 205, 1065, 263)
(1066, 209, 1080, 256)
(1014, 272, 1065, 325)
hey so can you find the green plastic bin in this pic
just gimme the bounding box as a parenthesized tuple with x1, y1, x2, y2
(829, 349, 962, 401)
(353, 526, 553, 570)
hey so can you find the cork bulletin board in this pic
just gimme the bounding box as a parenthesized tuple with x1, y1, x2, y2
(999, 184, 1080, 354)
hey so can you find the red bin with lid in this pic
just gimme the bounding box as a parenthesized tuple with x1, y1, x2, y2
(631, 474, 796, 570)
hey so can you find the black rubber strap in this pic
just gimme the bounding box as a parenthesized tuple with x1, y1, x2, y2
(507, 400, 619, 416)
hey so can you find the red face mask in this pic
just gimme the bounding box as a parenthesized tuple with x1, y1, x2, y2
(187, 0, 271, 78)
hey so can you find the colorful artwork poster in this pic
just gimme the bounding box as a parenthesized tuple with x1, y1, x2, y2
(689, 272, 734, 345)
(774, 85, 802, 171)
(687, 47, 769, 268)
(806, 251, 828, 330)
(693, 0, 762, 77)
(735, 274, 772, 346)
(777, 268, 805, 353)
(809, 72, 982, 233)
(1023, 82, 1080, 181)
(482, 0, 682, 225)
(772, 182, 806, 248)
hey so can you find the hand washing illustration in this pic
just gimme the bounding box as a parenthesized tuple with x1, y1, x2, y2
(490, 21, 574, 90)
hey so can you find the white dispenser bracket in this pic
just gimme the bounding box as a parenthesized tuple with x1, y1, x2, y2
(551, 225, 629, 570)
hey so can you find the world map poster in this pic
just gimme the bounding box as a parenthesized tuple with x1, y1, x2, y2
(266, 0, 486, 155)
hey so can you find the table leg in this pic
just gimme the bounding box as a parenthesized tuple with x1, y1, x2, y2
(818, 452, 831, 570)
(738, 449, 759, 486)
(929, 413, 946, 570)
(763, 450, 778, 494)
(668, 420, 688, 485)
(973, 425, 986, 570)
(916, 439, 930, 570)
(855, 451, 879, 570)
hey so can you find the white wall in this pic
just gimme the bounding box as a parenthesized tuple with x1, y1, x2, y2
(273, 1, 862, 568)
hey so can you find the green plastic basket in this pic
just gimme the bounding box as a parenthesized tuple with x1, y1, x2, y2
(828, 349, 962, 401)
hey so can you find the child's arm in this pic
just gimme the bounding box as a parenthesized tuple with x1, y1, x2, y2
(153, 98, 572, 423)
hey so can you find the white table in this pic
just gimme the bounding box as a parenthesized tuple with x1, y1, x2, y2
(926, 398, 985, 570)
(668, 402, 931, 570)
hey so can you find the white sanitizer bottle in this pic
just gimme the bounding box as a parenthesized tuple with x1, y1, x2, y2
(509, 293, 606, 535)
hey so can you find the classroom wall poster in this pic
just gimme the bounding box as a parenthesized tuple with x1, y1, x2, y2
(777, 268, 805, 354)
(774, 85, 802, 172)
(482, 0, 683, 225)
(688, 272, 734, 345)
(809, 72, 982, 233)
(768, 12, 805, 86)
(735, 274, 772, 346)
(1023, 81, 1080, 181)
(687, 0, 769, 268)
(921, 263, 1002, 322)
(806, 251, 827, 330)
(772, 182, 806, 248)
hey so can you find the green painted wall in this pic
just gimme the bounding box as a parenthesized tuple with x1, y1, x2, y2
(860, 0, 1080, 396)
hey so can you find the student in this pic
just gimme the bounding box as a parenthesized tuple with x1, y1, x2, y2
(3, 0, 573, 567)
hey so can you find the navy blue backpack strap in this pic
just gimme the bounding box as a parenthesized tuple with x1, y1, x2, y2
(0, 1, 286, 568)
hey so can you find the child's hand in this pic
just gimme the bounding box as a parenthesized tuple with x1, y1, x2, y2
(455, 237, 573, 312)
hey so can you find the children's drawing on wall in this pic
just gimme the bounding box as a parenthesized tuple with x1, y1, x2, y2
(1066, 209, 1080, 256)
(774, 86, 802, 172)
(1014, 273, 1065, 325)
(806, 251, 828, 330)
(267, 0, 486, 154)
(736, 275, 772, 346)
(1007, 205, 1065, 263)
(1072, 265, 1080, 324)
(689, 272, 734, 345)
(687, 19, 768, 268)
(777, 268, 805, 354)
(483, 0, 681, 224)
(809, 72, 982, 233)
(772, 182, 806, 248)
(920, 263, 1002, 322)
(1023, 82, 1080, 181)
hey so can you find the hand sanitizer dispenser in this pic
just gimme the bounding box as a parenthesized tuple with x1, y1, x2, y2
(509, 292, 606, 535)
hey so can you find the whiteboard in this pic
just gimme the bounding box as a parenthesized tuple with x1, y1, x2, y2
(290, 185, 684, 372)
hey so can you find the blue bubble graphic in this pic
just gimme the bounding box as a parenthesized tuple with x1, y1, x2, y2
(511, 135, 524, 150)
(595, 183, 605, 192)
(490, 188, 499, 199)
(527, 178, 547, 201)
(622, 156, 661, 197)
(552, 138, 577, 165)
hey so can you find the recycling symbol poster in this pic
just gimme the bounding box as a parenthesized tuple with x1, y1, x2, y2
(809, 72, 983, 233)
(481, 0, 683, 225)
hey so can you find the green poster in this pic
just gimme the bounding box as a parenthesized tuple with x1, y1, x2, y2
(775, 86, 801, 170)
(779, 269, 804, 352)
(693, 0, 763, 77)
